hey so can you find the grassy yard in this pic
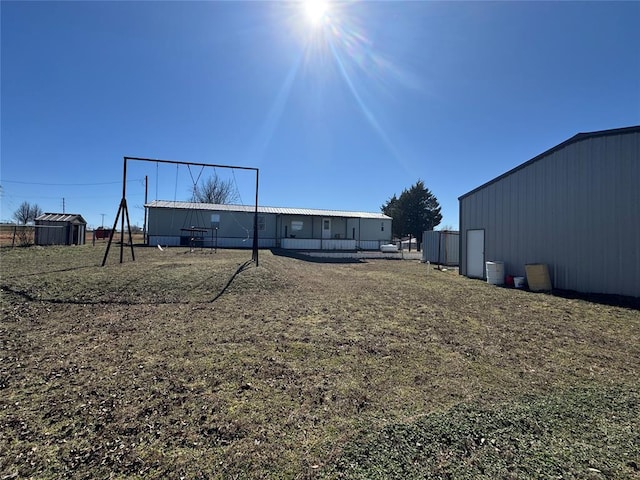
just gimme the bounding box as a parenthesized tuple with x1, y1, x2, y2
(1, 245, 639, 479)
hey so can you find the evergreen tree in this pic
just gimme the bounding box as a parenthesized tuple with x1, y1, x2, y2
(381, 180, 442, 249)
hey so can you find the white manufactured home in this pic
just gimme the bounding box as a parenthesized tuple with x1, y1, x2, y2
(145, 200, 392, 250)
(459, 126, 640, 298)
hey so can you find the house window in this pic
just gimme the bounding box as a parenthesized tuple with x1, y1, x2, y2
(211, 214, 220, 228)
(381, 222, 385, 232)
(257, 215, 265, 231)
(291, 220, 303, 231)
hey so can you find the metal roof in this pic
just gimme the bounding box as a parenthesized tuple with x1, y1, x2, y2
(459, 125, 640, 200)
(35, 213, 87, 224)
(145, 200, 391, 220)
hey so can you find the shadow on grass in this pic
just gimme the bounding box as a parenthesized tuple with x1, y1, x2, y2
(270, 248, 364, 264)
(551, 288, 640, 311)
(1, 260, 257, 306)
(489, 281, 640, 311)
(210, 259, 255, 302)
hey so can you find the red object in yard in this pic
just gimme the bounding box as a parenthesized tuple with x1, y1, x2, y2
(95, 228, 112, 239)
(506, 275, 515, 287)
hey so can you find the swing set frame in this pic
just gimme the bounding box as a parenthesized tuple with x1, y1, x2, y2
(101, 156, 260, 267)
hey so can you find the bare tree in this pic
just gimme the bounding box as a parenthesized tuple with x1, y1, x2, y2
(13, 201, 42, 224)
(32, 204, 43, 220)
(190, 175, 239, 204)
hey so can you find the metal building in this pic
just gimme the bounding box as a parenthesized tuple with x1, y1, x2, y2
(34, 213, 87, 246)
(459, 126, 640, 298)
(146, 201, 392, 250)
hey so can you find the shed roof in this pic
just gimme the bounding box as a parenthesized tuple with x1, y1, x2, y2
(36, 213, 87, 224)
(459, 125, 640, 201)
(146, 200, 391, 220)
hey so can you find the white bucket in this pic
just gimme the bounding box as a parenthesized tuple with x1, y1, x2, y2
(486, 261, 505, 285)
(514, 276, 526, 289)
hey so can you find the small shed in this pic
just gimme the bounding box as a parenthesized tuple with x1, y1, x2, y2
(422, 230, 460, 266)
(34, 213, 87, 246)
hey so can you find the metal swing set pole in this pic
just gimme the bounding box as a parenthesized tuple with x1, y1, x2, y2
(252, 168, 259, 266)
(102, 156, 259, 267)
(101, 157, 136, 266)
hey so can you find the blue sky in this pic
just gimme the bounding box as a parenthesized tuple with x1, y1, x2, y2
(2, 1, 639, 229)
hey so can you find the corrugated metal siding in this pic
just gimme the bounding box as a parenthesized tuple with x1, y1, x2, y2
(422, 231, 460, 265)
(281, 238, 322, 249)
(36, 213, 86, 224)
(35, 222, 68, 245)
(281, 238, 357, 250)
(460, 129, 640, 297)
(34, 218, 86, 245)
(360, 240, 386, 250)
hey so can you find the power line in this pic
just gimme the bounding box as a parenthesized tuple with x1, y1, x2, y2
(1, 193, 145, 200)
(2, 179, 143, 186)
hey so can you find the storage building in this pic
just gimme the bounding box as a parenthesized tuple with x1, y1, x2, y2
(459, 126, 640, 298)
(34, 213, 87, 246)
(422, 230, 459, 266)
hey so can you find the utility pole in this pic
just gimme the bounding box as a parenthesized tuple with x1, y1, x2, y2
(62, 198, 65, 213)
(100, 213, 105, 227)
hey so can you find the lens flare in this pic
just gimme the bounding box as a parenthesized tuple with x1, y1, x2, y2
(259, 1, 416, 173)
(303, 0, 329, 25)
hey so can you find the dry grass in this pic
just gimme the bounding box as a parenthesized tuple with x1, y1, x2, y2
(1, 245, 639, 479)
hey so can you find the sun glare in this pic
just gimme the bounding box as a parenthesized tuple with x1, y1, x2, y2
(303, 0, 329, 25)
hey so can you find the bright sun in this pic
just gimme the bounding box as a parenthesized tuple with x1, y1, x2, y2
(303, 0, 329, 25)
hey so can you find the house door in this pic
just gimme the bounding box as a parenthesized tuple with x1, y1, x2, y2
(466, 229, 484, 278)
(322, 218, 331, 239)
